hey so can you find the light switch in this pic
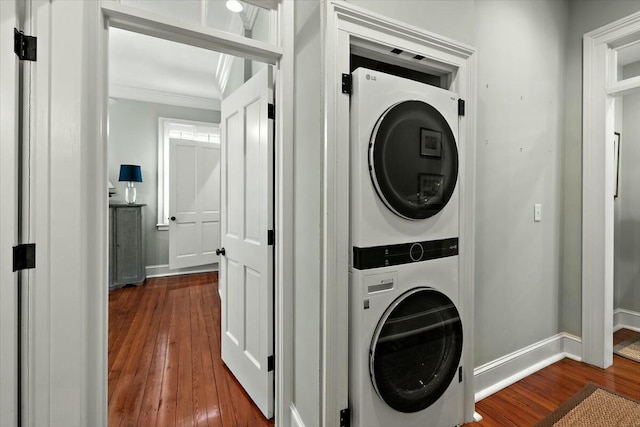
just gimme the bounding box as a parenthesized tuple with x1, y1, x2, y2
(534, 204, 542, 222)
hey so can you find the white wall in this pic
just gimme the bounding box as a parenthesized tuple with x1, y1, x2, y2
(561, 0, 640, 336)
(108, 99, 219, 266)
(614, 61, 640, 313)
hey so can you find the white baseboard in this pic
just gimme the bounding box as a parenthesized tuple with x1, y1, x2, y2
(145, 263, 218, 278)
(290, 404, 306, 427)
(614, 308, 640, 333)
(469, 312, 640, 404)
(474, 333, 582, 402)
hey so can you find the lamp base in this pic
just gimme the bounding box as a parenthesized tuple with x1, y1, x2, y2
(125, 181, 137, 204)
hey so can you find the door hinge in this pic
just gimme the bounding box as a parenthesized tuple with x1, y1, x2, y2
(267, 229, 275, 246)
(458, 98, 465, 116)
(13, 243, 36, 272)
(341, 73, 352, 95)
(267, 355, 274, 372)
(339, 408, 350, 427)
(268, 103, 275, 120)
(14, 28, 37, 61)
(459, 366, 463, 383)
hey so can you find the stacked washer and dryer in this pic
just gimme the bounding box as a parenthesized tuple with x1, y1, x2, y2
(349, 68, 466, 427)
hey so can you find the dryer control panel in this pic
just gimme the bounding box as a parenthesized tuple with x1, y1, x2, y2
(353, 237, 458, 270)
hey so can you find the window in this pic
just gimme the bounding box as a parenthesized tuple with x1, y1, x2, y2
(157, 117, 220, 229)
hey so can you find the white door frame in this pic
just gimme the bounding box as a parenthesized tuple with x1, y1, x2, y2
(102, 2, 294, 424)
(0, 0, 20, 424)
(26, 0, 294, 425)
(582, 11, 640, 368)
(322, 2, 477, 424)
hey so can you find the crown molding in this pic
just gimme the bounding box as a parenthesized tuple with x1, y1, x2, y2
(109, 83, 221, 111)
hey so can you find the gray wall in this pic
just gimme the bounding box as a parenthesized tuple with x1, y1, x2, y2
(108, 99, 219, 266)
(615, 61, 640, 312)
(293, 1, 322, 425)
(473, 0, 568, 366)
(561, 0, 640, 336)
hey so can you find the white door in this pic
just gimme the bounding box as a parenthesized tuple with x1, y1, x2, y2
(168, 138, 221, 269)
(0, 1, 21, 424)
(220, 66, 274, 418)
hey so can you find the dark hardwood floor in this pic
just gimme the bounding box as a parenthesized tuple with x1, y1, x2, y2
(468, 329, 640, 426)
(108, 272, 274, 427)
(110, 272, 640, 427)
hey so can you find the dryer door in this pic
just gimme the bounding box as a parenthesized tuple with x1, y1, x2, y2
(370, 288, 463, 413)
(369, 100, 458, 220)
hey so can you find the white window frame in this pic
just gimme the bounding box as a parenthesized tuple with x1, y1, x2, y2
(157, 117, 220, 230)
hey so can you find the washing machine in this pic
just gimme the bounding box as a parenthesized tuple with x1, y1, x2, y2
(349, 68, 466, 427)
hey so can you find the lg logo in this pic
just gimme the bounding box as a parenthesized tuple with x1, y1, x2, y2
(366, 74, 377, 81)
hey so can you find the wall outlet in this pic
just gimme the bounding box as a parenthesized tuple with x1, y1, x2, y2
(534, 204, 542, 222)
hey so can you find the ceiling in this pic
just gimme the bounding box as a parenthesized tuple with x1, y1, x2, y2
(109, 0, 264, 111)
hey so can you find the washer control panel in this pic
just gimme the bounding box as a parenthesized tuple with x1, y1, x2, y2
(353, 237, 458, 270)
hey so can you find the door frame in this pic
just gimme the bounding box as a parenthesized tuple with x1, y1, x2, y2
(101, 2, 294, 424)
(0, 0, 20, 424)
(26, 0, 293, 425)
(582, 11, 640, 368)
(322, 2, 477, 424)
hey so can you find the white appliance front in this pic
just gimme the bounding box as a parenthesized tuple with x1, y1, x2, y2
(350, 68, 461, 250)
(349, 259, 465, 427)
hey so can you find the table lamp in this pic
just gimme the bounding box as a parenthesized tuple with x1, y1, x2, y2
(118, 164, 142, 204)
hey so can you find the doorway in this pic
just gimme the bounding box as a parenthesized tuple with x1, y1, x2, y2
(582, 10, 640, 368)
(104, 1, 283, 425)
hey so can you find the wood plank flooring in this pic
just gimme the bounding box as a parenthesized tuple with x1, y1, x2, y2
(108, 272, 274, 427)
(469, 329, 640, 426)
(111, 272, 640, 427)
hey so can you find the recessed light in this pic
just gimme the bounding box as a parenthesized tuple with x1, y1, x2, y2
(226, 0, 244, 13)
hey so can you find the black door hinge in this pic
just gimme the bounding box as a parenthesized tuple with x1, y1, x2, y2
(267, 229, 275, 246)
(267, 355, 274, 372)
(339, 408, 350, 427)
(342, 73, 352, 95)
(268, 103, 275, 120)
(13, 244, 36, 272)
(14, 28, 37, 61)
(459, 366, 463, 383)
(458, 99, 465, 116)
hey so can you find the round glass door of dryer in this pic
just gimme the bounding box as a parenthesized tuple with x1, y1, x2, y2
(369, 100, 458, 219)
(369, 288, 463, 413)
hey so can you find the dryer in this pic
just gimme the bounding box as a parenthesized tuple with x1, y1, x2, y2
(350, 67, 460, 252)
(349, 68, 466, 427)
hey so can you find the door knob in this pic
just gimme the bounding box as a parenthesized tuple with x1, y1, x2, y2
(216, 247, 226, 256)
(170, 216, 176, 221)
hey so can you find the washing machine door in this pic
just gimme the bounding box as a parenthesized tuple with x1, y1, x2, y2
(370, 288, 463, 413)
(369, 100, 458, 220)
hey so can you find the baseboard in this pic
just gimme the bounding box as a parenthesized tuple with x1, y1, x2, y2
(471, 314, 640, 403)
(474, 333, 582, 402)
(145, 263, 218, 278)
(290, 404, 306, 427)
(614, 308, 640, 333)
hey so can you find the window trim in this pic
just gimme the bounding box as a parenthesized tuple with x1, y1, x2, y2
(157, 117, 220, 230)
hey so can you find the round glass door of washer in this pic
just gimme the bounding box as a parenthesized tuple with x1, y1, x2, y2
(369, 288, 463, 413)
(369, 100, 458, 220)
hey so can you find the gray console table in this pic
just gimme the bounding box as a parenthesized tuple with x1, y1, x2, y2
(109, 203, 146, 291)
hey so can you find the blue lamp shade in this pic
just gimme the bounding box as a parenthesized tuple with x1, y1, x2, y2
(118, 164, 143, 183)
